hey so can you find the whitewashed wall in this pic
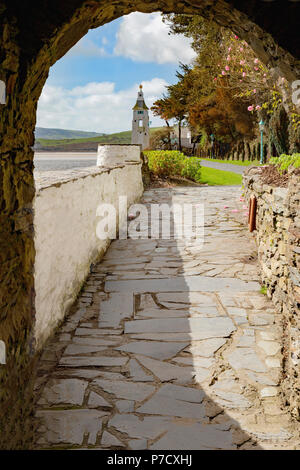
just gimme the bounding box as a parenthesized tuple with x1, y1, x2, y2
(34, 162, 143, 348)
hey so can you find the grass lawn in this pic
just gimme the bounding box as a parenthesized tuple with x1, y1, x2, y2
(201, 158, 260, 166)
(200, 167, 242, 185)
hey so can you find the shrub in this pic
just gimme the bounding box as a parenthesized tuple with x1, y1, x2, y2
(181, 157, 202, 180)
(144, 150, 186, 177)
(269, 153, 300, 174)
(144, 150, 202, 181)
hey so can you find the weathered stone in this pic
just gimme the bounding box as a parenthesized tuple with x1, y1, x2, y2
(101, 431, 125, 448)
(38, 378, 87, 406)
(106, 276, 260, 293)
(128, 359, 154, 382)
(88, 391, 112, 408)
(137, 384, 206, 419)
(36, 409, 107, 445)
(227, 348, 267, 372)
(185, 338, 227, 357)
(59, 356, 128, 367)
(257, 340, 281, 356)
(150, 423, 235, 450)
(92, 379, 154, 401)
(124, 317, 235, 338)
(212, 390, 251, 409)
(116, 341, 188, 360)
(135, 355, 208, 384)
(109, 414, 171, 439)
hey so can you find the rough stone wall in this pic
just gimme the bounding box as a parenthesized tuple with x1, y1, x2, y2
(243, 167, 300, 419)
(34, 163, 143, 349)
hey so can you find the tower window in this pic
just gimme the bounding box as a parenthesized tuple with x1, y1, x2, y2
(137, 110, 144, 115)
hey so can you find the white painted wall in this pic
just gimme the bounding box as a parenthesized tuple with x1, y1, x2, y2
(34, 162, 143, 349)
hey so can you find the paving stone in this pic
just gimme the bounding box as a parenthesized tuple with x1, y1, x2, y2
(115, 400, 135, 413)
(137, 384, 206, 418)
(72, 337, 120, 346)
(212, 390, 251, 409)
(101, 431, 125, 448)
(88, 391, 112, 408)
(38, 378, 87, 406)
(99, 293, 134, 327)
(129, 439, 148, 450)
(227, 348, 267, 372)
(63, 344, 108, 355)
(136, 355, 208, 384)
(116, 341, 188, 360)
(54, 369, 125, 380)
(237, 335, 255, 347)
(257, 340, 281, 356)
(59, 356, 128, 367)
(265, 357, 281, 368)
(128, 359, 154, 382)
(172, 357, 214, 368)
(124, 317, 235, 339)
(109, 414, 171, 439)
(36, 409, 107, 445)
(247, 372, 276, 386)
(75, 328, 123, 336)
(92, 379, 155, 401)
(106, 276, 260, 293)
(185, 338, 227, 357)
(249, 314, 274, 326)
(156, 292, 215, 306)
(260, 387, 278, 398)
(150, 423, 235, 450)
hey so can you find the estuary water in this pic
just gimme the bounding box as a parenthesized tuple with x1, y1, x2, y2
(34, 152, 97, 171)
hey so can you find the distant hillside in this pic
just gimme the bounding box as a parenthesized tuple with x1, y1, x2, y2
(35, 127, 105, 140)
(34, 128, 162, 152)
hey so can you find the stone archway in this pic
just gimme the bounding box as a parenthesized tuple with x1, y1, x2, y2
(0, 0, 299, 448)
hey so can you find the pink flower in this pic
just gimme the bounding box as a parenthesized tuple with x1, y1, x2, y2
(248, 105, 254, 112)
(222, 70, 226, 75)
(240, 60, 245, 65)
(224, 205, 229, 209)
(231, 209, 239, 213)
(227, 56, 231, 61)
(263, 73, 267, 77)
(256, 105, 261, 111)
(254, 67, 259, 71)
(225, 65, 230, 71)
(228, 47, 232, 52)
(213, 77, 217, 81)
(234, 35, 239, 39)
(242, 72, 246, 77)
(240, 47, 244, 52)
(254, 58, 259, 64)
(253, 89, 257, 93)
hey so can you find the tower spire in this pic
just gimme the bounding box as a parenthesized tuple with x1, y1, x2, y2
(131, 85, 150, 149)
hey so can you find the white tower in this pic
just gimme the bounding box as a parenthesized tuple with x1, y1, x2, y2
(131, 84, 150, 149)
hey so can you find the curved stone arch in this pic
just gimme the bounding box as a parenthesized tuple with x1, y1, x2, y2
(0, 0, 299, 448)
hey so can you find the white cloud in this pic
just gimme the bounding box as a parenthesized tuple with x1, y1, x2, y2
(37, 78, 169, 133)
(114, 12, 196, 64)
(65, 37, 107, 58)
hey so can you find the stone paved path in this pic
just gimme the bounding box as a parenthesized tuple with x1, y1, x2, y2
(34, 187, 299, 450)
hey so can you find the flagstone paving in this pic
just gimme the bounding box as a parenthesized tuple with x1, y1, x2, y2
(34, 187, 299, 450)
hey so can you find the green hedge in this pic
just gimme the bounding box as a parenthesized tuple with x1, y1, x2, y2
(144, 150, 201, 181)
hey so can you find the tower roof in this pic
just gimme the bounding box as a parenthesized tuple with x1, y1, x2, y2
(132, 85, 149, 111)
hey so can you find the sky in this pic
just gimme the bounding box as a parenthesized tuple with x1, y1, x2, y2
(36, 12, 196, 134)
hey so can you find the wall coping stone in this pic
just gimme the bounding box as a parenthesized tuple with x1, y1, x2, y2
(34, 162, 140, 192)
